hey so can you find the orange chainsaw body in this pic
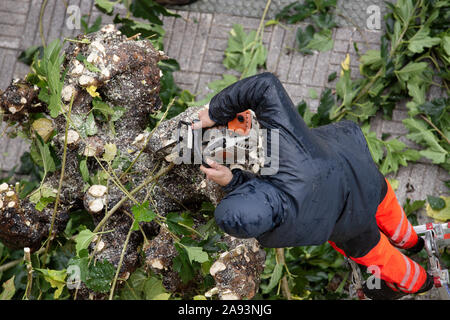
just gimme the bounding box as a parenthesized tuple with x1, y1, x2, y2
(227, 110, 252, 135)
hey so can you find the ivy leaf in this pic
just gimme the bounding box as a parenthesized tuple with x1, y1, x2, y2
(131, 201, 156, 231)
(75, 229, 96, 255)
(427, 195, 446, 211)
(144, 277, 171, 300)
(85, 259, 115, 293)
(311, 12, 336, 30)
(184, 246, 209, 264)
(172, 243, 195, 284)
(35, 268, 67, 299)
(425, 196, 450, 222)
(166, 212, 194, 236)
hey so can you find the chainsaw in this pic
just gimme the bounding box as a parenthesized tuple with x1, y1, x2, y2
(155, 110, 264, 172)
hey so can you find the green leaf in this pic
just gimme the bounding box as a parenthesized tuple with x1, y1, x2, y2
(166, 212, 194, 236)
(102, 143, 117, 162)
(309, 88, 319, 99)
(92, 99, 115, 119)
(94, 0, 116, 14)
(403, 199, 426, 216)
(35, 268, 67, 299)
(427, 195, 446, 211)
(184, 246, 209, 264)
(173, 243, 195, 284)
(18, 45, 43, 65)
(296, 25, 315, 54)
(335, 70, 357, 108)
(75, 229, 96, 255)
(403, 118, 447, 164)
(131, 201, 156, 231)
(76, 53, 101, 73)
(31, 137, 56, 174)
(79, 159, 89, 182)
(395, 62, 428, 83)
(223, 24, 267, 77)
(311, 88, 335, 127)
(407, 27, 441, 53)
(327, 71, 337, 82)
(305, 29, 334, 52)
(426, 196, 450, 222)
(144, 277, 170, 300)
(85, 259, 115, 293)
(0, 276, 15, 300)
(85, 112, 98, 136)
(417, 98, 448, 124)
(263, 263, 283, 294)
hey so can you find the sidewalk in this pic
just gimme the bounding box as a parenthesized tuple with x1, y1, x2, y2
(0, 0, 448, 217)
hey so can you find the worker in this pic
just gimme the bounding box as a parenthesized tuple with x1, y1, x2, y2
(195, 72, 433, 300)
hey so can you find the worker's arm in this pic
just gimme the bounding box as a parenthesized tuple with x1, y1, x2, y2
(214, 178, 285, 239)
(207, 72, 301, 130)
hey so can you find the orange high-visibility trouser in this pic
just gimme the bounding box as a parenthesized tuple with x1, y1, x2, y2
(329, 179, 427, 293)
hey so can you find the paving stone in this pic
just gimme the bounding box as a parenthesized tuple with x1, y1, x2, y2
(0, 0, 30, 15)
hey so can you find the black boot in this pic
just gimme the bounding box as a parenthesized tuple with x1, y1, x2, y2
(362, 280, 408, 300)
(406, 237, 424, 254)
(415, 272, 434, 294)
(362, 273, 434, 300)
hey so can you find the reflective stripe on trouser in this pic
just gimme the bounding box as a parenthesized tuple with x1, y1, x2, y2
(327, 179, 426, 293)
(375, 179, 418, 249)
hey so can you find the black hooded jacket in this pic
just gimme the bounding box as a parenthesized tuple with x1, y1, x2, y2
(209, 72, 387, 258)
